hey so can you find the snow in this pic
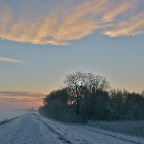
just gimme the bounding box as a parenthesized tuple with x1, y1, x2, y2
(87, 120, 144, 138)
(40, 116, 144, 144)
(0, 110, 29, 122)
(0, 113, 144, 144)
(0, 114, 66, 144)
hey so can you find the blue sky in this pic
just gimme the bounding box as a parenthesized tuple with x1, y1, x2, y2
(0, 0, 144, 109)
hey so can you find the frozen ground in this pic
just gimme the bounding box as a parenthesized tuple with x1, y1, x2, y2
(40, 116, 144, 144)
(87, 120, 144, 138)
(0, 113, 144, 144)
(0, 114, 67, 144)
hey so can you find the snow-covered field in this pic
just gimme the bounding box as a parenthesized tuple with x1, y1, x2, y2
(88, 120, 144, 138)
(0, 110, 33, 123)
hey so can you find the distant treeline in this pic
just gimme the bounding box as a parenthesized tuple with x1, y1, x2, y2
(39, 71, 144, 122)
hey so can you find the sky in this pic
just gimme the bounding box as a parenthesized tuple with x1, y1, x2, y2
(0, 0, 144, 109)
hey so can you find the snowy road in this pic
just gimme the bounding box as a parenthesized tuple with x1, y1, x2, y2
(0, 114, 65, 144)
(0, 114, 143, 144)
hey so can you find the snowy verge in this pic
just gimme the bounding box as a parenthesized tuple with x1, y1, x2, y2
(0, 116, 18, 126)
(39, 116, 144, 144)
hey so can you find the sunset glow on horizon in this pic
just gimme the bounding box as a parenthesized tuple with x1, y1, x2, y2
(0, 0, 144, 109)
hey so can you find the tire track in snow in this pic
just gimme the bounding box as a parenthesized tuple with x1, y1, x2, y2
(39, 117, 142, 144)
(0, 114, 68, 144)
(39, 118, 72, 144)
(0, 117, 21, 144)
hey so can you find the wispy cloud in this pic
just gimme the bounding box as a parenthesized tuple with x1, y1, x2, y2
(0, 56, 24, 64)
(0, 91, 45, 97)
(0, 91, 45, 108)
(0, 91, 45, 101)
(102, 1, 137, 22)
(0, 0, 143, 45)
(103, 12, 144, 37)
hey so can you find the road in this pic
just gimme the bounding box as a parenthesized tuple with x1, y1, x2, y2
(0, 114, 65, 144)
(0, 114, 142, 144)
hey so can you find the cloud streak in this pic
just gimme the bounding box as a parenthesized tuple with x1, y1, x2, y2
(0, 91, 46, 108)
(0, 56, 24, 64)
(0, 0, 143, 45)
(103, 12, 144, 37)
(0, 91, 45, 99)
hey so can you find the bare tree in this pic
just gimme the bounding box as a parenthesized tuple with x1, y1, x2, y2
(64, 71, 85, 116)
(64, 71, 110, 116)
(84, 72, 110, 94)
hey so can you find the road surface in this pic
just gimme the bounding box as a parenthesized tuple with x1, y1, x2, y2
(0, 114, 65, 144)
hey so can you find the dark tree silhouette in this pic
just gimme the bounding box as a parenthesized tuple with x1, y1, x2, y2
(64, 71, 110, 116)
(39, 71, 144, 122)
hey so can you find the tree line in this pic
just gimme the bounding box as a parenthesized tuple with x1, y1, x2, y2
(39, 71, 144, 122)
